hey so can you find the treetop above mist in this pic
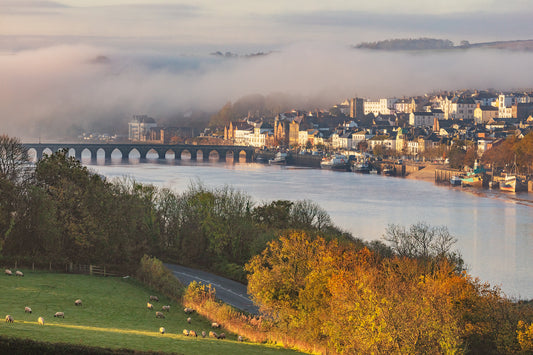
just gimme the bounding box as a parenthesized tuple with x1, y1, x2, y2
(210, 51, 272, 58)
(355, 38, 533, 51)
(355, 38, 459, 51)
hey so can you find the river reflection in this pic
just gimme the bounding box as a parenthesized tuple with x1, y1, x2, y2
(86, 159, 533, 299)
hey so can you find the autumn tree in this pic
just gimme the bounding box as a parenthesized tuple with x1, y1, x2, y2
(0, 134, 29, 183)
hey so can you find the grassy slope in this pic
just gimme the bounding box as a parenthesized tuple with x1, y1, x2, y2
(0, 271, 301, 354)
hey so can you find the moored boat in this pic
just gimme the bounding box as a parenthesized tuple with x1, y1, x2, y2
(461, 173, 483, 187)
(499, 156, 527, 192)
(499, 174, 527, 192)
(351, 160, 371, 173)
(268, 152, 287, 165)
(320, 154, 349, 171)
(382, 165, 394, 176)
(450, 175, 463, 186)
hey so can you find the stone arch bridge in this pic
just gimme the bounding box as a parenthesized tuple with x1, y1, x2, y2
(23, 143, 255, 162)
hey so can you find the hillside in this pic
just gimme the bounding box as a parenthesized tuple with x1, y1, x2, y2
(355, 38, 533, 51)
(0, 271, 301, 354)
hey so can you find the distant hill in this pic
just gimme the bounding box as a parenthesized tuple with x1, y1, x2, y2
(355, 38, 533, 51)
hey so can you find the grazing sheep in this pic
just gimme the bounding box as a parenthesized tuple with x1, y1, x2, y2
(155, 311, 165, 319)
(149, 295, 159, 302)
(187, 317, 191, 324)
(38, 317, 44, 326)
(161, 305, 170, 312)
(15, 270, 23, 277)
(189, 330, 197, 337)
(183, 307, 194, 314)
(209, 331, 217, 338)
(5, 315, 14, 323)
(74, 299, 82, 306)
(182, 329, 189, 336)
(53, 312, 64, 318)
(217, 333, 226, 340)
(201, 331, 206, 338)
(159, 327, 165, 334)
(237, 335, 243, 342)
(147, 302, 153, 310)
(5, 269, 12, 276)
(211, 322, 220, 328)
(24, 307, 32, 314)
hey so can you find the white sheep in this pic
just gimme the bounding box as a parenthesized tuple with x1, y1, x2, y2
(5, 269, 12, 276)
(211, 322, 220, 328)
(74, 299, 82, 306)
(159, 327, 165, 334)
(183, 307, 194, 314)
(201, 331, 206, 338)
(237, 335, 243, 342)
(24, 307, 32, 314)
(149, 295, 159, 302)
(189, 330, 197, 337)
(155, 311, 165, 319)
(38, 317, 45, 326)
(187, 317, 191, 324)
(147, 302, 153, 310)
(53, 312, 64, 318)
(209, 331, 217, 338)
(161, 305, 170, 312)
(217, 333, 226, 340)
(182, 329, 189, 336)
(15, 270, 23, 277)
(5, 315, 14, 323)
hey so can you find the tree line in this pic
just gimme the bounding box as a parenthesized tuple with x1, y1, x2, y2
(0, 135, 349, 280)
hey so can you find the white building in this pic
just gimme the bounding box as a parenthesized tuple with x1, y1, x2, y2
(364, 98, 397, 115)
(351, 130, 374, 149)
(128, 115, 157, 141)
(409, 112, 435, 127)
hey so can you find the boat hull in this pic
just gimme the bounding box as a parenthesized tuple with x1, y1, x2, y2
(499, 176, 526, 192)
(461, 175, 483, 187)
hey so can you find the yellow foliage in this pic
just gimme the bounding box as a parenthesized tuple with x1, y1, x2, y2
(517, 321, 533, 351)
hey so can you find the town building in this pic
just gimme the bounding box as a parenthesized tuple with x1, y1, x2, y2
(128, 115, 157, 141)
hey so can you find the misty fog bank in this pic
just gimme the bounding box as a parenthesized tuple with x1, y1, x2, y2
(1, 43, 533, 140)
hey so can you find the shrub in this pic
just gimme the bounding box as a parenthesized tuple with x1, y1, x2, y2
(136, 255, 183, 300)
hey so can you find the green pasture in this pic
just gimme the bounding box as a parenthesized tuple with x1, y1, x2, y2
(0, 271, 300, 354)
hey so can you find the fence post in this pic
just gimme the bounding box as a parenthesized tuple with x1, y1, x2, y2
(15, 261, 17, 269)
(49, 262, 51, 271)
(104, 266, 106, 277)
(32, 262, 35, 271)
(90, 265, 93, 276)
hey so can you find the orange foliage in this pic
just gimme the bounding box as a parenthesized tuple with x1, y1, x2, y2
(245, 231, 533, 354)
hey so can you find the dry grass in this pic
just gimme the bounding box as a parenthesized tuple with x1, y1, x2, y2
(182, 281, 329, 354)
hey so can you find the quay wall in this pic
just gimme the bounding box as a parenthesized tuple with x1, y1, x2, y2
(435, 168, 461, 183)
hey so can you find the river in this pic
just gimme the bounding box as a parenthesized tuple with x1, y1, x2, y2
(85, 158, 533, 300)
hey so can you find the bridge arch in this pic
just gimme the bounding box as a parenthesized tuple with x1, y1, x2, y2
(128, 148, 141, 160)
(165, 149, 175, 160)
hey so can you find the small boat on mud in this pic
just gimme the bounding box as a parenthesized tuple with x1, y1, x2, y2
(320, 154, 349, 171)
(450, 175, 463, 186)
(461, 173, 484, 187)
(499, 157, 527, 192)
(268, 152, 287, 165)
(461, 160, 486, 188)
(499, 174, 527, 192)
(382, 165, 394, 176)
(351, 159, 371, 173)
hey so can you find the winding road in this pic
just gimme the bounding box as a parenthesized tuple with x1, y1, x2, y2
(164, 263, 259, 315)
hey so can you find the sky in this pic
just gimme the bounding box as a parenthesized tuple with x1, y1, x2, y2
(2, 0, 533, 139)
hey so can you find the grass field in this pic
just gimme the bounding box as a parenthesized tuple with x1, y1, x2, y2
(0, 270, 301, 354)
